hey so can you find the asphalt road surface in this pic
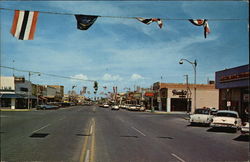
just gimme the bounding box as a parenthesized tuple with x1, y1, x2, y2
(1, 106, 249, 162)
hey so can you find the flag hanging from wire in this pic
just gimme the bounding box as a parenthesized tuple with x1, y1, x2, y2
(75, 14, 98, 30)
(10, 10, 39, 40)
(189, 19, 210, 38)
(136, 17, 163, 28)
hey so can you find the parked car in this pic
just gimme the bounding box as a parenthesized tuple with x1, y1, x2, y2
(111, 105, 119, 110)
(241, 122, 249, 135)
(103, 104, 109, 108)
(125, 104, 131, 110)
(128, 105, 137, 111)
(189, 108, 217, 126)
(119, 105, 126, 109)
(139, 105, 146, 111)
(37, 104, 58, 110)
(210, 110, 242, 131)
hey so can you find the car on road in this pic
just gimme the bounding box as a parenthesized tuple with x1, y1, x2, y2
(241, 122, 249, 135)
(210, 110, 242, 132)
(128, 105, 137, 111)
(139, 105, 146, 111)
(111, 105, 119, 110)
(37, 104, 59, 110)
(103, 104, 109, 108)
(189, 108, 217, 126)
(119, 105, 126, 109)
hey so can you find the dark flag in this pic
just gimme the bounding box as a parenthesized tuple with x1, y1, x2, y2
(75, 14, 98, 30)
(136, 17, 163, 28)
(189, 19, 210, 38)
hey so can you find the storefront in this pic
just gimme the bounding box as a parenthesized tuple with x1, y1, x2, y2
(215, 64, 249, 119)
(152, 82, 219, 112)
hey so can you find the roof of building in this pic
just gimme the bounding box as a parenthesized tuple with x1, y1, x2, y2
(159, 83, 216, 89)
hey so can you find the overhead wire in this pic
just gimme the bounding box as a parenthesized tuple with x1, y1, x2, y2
(0, 7, 248, 21)
(0, 65, 95, 82)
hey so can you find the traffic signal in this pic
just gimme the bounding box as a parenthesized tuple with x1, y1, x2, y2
(94, 81, 98, 91)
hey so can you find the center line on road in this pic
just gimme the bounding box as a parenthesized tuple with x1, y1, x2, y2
(90, 125, 93, 135)
(32, 124, 51, 133)
(131, 127, 146, 136)
(84, 149, 90, 162)
(171, 153, 186, 162)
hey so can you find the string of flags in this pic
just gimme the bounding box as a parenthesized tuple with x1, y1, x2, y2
(4, 9, 215, 40)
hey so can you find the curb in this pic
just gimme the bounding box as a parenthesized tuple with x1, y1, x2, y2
(0, 109, 34, 112)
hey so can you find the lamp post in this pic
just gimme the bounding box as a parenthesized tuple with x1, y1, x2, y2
(179, 59, 197, 113)
(28, 72, 41, 109)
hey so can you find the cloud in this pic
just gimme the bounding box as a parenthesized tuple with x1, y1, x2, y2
(130, 73, 144, 80)
(102, 73, 123, 81)
(71, 74, 89, 80)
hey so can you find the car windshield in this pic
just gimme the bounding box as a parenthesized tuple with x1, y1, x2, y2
(194, 109, 210, 115)
(216, 112, 238, 118)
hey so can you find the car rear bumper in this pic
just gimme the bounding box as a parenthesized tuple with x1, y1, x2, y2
(211, 123, 237, 129)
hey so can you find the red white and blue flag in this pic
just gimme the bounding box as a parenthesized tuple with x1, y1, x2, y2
(10, 10, 39, 40)
(189, 19, 210, 38)
(136, 17, 163, 29)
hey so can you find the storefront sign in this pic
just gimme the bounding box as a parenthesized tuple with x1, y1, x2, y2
(215, 65, 249, 89)
(220, 72, 249, 83)
(145, 92, 154, 97)
(172, 89, 187, 96)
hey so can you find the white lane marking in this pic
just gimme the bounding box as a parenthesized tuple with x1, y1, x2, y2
(32, 124, 51, 133)
(171, 153, 186, 162)
(90, 125, 93, 135)
(131, 126, 146, 136)
(84, 149, 90, 162)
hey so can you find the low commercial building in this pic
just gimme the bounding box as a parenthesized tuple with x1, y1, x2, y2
(152, 82, 219, 113)
(215, 64, 249, 118)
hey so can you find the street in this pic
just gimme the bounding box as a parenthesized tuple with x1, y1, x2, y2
(1, 106, 249, 162)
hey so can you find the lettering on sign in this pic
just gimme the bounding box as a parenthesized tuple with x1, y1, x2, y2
(220, 72, 249, 83)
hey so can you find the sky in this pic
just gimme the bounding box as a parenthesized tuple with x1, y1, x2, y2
(0, 1, 249, 98)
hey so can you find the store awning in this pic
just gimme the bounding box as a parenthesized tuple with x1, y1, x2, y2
(0, 94, 37, 99)
(0, 94, 23, 99)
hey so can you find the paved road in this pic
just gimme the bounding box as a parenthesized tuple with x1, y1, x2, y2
(1, 106, 249, 162)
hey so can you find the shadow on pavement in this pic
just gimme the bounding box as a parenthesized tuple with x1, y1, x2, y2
(157, 136, 174, 139)
(120, 135, 138, 138)
(233, 135, 249, 142)
(30, 133, 49, 138)
(207, 127, 237, 133)
(187, 123, 210, 127)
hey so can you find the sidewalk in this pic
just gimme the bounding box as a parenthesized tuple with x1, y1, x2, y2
(146, 110, 189, 115)
(0, 108, 36, 112)
(145, 110, 190, 120)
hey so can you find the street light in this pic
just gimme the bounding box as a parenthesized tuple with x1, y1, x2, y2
(28, 72, 41, 109)
(179, 59, 197, 113)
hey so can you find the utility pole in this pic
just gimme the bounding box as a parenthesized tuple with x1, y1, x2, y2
(28, 72, 31, 109)
(184, 75, 189, 113)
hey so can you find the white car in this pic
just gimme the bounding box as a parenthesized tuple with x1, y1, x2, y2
(241, 122, 249, 135)
(189, 108, 217, 125)
(111, 105, 119, 110)
(139, 105, 146, 111)
(128, 105, 137, 111)
(210, 110, 242, 131)
(103, 104, 109, 108)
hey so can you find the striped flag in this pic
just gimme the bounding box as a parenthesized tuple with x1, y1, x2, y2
(136, 17, 163, 28)
(10, 10, 39, 40)
(189, 19, 210, 38)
